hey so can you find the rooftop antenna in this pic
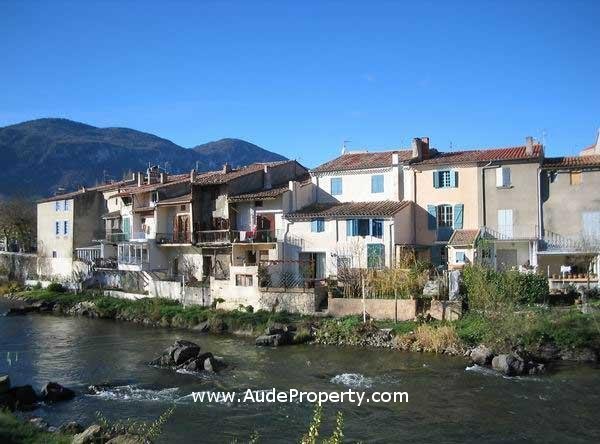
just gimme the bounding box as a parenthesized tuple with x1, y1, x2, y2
(449, 141, 453, 151)
(195, 161, 199, 171)
(342, 140, 351, 154)
(541, 129, 547, 147)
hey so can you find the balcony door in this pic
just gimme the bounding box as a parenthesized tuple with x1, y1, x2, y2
(498, 209, 513, 238)
(173, 215, 190, 243)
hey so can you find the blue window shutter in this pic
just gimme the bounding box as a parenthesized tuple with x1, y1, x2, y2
(427, 205, 437, 230)
(346, 219, 353, 236)
(453, 204, 464, 229)
(371, 175, 384, 193)
(311, 219, 317, 232)
(448, 170, 456, 187)
(317, 218, 325, 232)
(331, 177, 342, 195)
(456, 251, 465, 262)
(433, 171, 439, 188)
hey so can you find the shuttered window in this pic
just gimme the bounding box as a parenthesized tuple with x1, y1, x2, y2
(311, 218, 325, 233)
(372, 219, 383, 238)
(434, 170, 458, 188)
(498, 209, 513, 238)
(570, 171, 582, 186)
(496, 167, 511, 187)
(371, 175, 384, 193)
(331, 177, 343, 195)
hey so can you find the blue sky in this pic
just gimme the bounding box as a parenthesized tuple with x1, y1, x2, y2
(1, 1, 599, 167)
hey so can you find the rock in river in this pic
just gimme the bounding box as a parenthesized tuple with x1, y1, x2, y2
(40, 381, 75, 403)
(470, 345, 494, 366)
(150, 340, 227, 373)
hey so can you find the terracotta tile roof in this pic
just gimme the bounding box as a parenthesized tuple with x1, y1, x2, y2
(193, 161, 290, 185)
(448, 229, 480, 246)
(542, 155, 600, 169)
(286, 200, 411, 220)
(413, 145, 543, 167)
(133, 206, 155, 213)
(156, 193, 192, 206)
(311, 150, 414, 173)
(38, 178, 136, 203)
(113, 174, 189, 197)
(228, 185, 290, 202)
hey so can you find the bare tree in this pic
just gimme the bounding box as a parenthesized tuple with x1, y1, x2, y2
(0, 198, 37, 252)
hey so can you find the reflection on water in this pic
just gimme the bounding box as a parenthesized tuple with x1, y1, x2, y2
(1, 299, 599, 443)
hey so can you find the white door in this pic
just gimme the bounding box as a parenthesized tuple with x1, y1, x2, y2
(498, 209, 513, 238)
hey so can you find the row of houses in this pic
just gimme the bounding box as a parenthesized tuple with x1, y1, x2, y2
(36, 132, 600, 306)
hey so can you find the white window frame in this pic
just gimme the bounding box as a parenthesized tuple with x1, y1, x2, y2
(496, 167, 511, 188)
(437, 204, 453, 228)
(440, 170, 452, 188)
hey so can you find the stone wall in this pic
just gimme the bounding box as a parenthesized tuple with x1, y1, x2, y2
(327, 297, 417, 321)
(326, 297, 463, 321)
(257, 288, 325, 315)
(0, 252, 38, 281)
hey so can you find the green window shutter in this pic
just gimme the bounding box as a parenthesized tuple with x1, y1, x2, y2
(453, 203, 464, 229)
(427, 205, 437, 230)
(433, 171, 440, 188)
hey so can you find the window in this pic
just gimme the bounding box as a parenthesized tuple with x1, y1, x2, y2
(331, 177, 342, 195)
(55, 221, 60, 235)
(455, 251, 466, 263)
(371, 175, 384, 193)
(52, 251, 57, 258)
(337, 255, 352, 271)
(346, 219, 370, 236)
(254, 200, 263, 207)
(311, 218, 325, 233)
(372, 219, 383, 238)
(433, 170, 457, 188)
(63, 220, 69, 235)
(367, 244, 385, 269)
(496, 167, 512, 188)
(498, 209, 513, 238)
(151, 192, 159, 203)
(180, 205, 187, 211)
(64, 200, 69, 211)
(437, 205, 453, 228)
(570, 171, 582, 186)
(55, 201, 61, 212)
(235, 274, 253, 286)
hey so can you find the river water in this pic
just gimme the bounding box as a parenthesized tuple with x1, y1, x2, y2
(1, 299, 599, 443)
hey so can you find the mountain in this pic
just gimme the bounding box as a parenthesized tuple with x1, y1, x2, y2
(0, 118, 287, 198)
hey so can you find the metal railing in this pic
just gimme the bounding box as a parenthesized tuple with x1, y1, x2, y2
(104, 232, 130, 242)
(482, 225, 538, 241)
(195, 229, 279, 244)
(541, 229, 600, 252)
(156, 232, 192, 245)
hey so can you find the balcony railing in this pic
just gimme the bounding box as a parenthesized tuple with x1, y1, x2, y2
(104, 232, 130, 243)
(195, 229, 279, 244)
(156, 231, 192, 245)
(541, 229, 600, 252)
(482, 225, 538, 241)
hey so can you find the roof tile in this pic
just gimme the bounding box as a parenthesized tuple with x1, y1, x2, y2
(286, 200, 410, 219)
(312, 150, 413, 173)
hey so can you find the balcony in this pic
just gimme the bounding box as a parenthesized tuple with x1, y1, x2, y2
(195, 229, 278, 245)
(156, 231, 192, 245)
(482, 225, 538, 241)
(541, 229, 600, 253)
(104, 232, 130, 243)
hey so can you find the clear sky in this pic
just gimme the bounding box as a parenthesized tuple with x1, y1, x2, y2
(1, 0, 599, 167)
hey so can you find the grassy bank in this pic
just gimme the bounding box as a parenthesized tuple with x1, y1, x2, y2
(8, 287, 311, 336)
(4, 284, 600, 360)
(0, 411, 72, 444)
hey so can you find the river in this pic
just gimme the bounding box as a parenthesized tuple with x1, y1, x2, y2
(1, 299, 599, 443)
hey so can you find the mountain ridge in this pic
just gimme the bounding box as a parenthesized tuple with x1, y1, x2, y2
(0, 118, 287, 198)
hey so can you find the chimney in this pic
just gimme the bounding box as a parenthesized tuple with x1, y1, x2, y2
(160, 172, 167, 184)
(392, 152, 399, 165)
(190, 169, 197, 183)
(131, 172, 136, 181)
(411, 138, 424, 160)
(137, 172, 143, 187)
(263, 165, 272, 190)
(420, 137, 430, 159)
(525, 136, 534, 155)
(595, 128, 600, 154)
(222, 162, 232, 174)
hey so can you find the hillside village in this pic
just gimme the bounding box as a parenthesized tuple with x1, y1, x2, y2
(18, 131, 600, 317)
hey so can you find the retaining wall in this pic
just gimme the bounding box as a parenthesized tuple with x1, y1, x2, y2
(327, 297, 462, 321)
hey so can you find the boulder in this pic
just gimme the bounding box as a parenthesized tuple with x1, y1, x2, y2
(5, 306, 38, 316)
(0, 375, 10, 394)
(255, 334, 291, 347)
(12, 385, 38, 409)
(106, 434, 147, 444)
(560, 347, 598, 362)
(40, 382, 75, 403)
(193, 320, 209, 332)
(470, 345, 494, 366)
(492, 354, 526, 376)
(72, 424, 104, 444)
(172, 343, 201, 365)
(265, 323, 296, 335)
(58, 421, 84, 435)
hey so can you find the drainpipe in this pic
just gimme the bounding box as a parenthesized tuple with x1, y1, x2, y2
(480, 162, 494, 228)
(389, 222, 394, 267)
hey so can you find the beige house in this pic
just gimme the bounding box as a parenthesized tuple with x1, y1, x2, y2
(37, 179, 133, 280)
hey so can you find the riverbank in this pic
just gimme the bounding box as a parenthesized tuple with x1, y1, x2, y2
(0, 411, 72, 444)
(2, 288, 600, 367)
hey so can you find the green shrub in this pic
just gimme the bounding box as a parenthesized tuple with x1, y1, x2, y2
(47, 282, 66, 293)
